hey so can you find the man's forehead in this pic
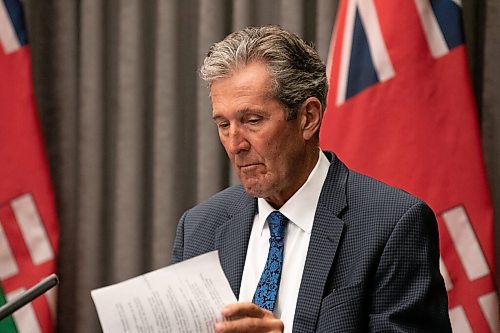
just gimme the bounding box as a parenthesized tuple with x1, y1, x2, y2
(210, 83, 273, 108)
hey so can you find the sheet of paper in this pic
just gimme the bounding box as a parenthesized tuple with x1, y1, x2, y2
(91, 251, 236, 333)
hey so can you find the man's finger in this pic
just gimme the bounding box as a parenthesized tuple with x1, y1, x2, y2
(214, 316, 284, 333)
(221, 302, 269, 319)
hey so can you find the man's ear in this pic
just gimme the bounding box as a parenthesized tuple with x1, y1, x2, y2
(300, 97, 322, 141)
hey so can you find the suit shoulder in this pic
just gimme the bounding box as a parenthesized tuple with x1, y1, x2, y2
(184, 185, 251, 224)
(346, 170, 427, 217)
(173, 185, 251, 261)
(193, 185, 248, 212)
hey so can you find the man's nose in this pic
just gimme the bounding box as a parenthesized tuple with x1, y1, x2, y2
(226, 127, 250, 155)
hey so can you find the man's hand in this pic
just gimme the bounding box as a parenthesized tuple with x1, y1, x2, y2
(214, 302, 284, 333)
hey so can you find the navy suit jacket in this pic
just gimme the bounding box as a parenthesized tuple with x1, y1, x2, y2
(172, 152, 451, 332)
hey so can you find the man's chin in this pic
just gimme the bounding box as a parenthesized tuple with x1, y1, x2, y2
(241, 182, 267, 198)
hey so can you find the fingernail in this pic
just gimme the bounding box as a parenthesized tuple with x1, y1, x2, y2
(221, 306, 230, 315)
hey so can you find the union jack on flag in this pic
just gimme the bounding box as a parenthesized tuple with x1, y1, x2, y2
(0, 0, 59, 332)
(321, 0, 499, 332)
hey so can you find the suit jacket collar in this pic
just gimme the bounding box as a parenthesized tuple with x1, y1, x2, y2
(292, 151, 348, 332)
(317, 151, 348, 216)
(215, 189, 256, 297)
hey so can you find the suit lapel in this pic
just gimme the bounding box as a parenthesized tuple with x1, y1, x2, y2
(215, 191, 257, 298)
(292, 153, 349, 333)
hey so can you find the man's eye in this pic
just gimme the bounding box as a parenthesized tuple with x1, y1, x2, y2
(217, 122, 229, 129)
(247, 118, 261, 124)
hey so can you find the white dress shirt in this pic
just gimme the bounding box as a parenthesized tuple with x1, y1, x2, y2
(238, 151, 330, 333)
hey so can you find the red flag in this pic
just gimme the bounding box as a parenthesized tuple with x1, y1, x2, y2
(321, 0, 498, 332)
(0, 1, 59, 332)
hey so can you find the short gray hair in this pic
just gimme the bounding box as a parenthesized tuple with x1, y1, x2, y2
(200, 25, 328, 120)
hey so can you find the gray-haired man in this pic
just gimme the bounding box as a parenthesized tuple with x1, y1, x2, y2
(172, 25, 451, 333)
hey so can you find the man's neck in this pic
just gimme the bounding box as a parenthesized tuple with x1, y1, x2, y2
(264, 147, 321, 209)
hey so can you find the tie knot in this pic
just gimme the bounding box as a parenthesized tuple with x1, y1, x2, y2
(267, 211, 287, 238)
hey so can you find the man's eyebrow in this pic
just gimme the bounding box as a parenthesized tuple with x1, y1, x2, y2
(212, 108, 265, 121)
(212, 114, 225, 122)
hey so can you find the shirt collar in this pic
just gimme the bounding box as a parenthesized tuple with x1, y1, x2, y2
(257, 151, 330, 234)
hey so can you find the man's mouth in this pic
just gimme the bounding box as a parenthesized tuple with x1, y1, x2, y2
(238, 163, 261, 170)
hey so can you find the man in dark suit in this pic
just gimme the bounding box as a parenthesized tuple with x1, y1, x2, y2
(172, 25, 451, 332)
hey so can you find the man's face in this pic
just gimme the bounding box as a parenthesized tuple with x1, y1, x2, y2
(211, 62, 312, 207)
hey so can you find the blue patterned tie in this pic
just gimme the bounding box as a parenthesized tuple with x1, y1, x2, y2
(252, 211, 288, 312)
